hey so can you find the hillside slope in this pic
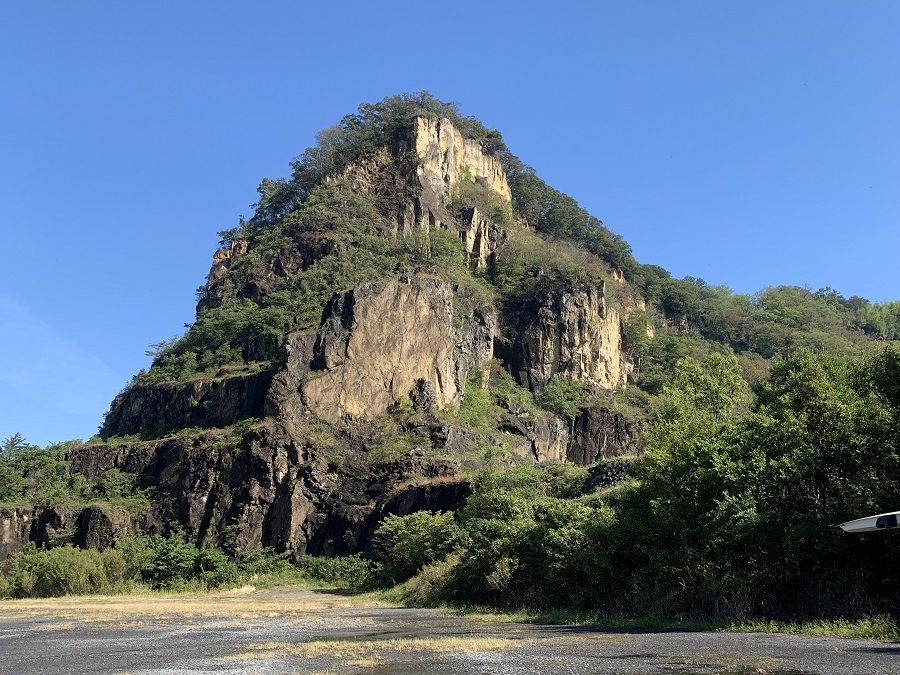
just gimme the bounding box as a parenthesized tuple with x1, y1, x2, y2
(3, 96, 898, 618)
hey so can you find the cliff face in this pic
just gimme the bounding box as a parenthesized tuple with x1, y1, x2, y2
(302, 275, 495, 422)
(412, 116, 511, 206)
(56, 114, 647, 559)
(336, 116, 510, 269)
(102, 370, 273, 438)
(502, 284, 628, 392)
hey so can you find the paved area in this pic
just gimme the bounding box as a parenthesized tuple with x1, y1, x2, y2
(0, 588, 897, 674)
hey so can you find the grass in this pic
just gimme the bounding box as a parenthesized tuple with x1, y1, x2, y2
(379, 594, 900, 642)
(236, 635, 522, 660)
(0, 583, 388, 622)
(733, 615, 900, 641)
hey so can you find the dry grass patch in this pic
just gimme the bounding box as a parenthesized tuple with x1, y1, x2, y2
(0, 586, 388, 623)
(238, 635, 525, 661)
(345, 657, 383, 668)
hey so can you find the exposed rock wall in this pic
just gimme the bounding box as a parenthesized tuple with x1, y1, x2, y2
(498, 399, 570, 463)
(337, 117, 510, 269)
(0, 508, 30, 561)
(302, 275, 494, 422)
(568, 404, 643, 465)
(68, 423, 468, 558)
(102, 370, 274, 439)
(502, 283, 627, 392)
(74, 505, 134, 551)
(412, 116, 511, 205)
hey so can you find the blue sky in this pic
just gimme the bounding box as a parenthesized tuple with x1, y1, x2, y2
(2, 1, 898, 444)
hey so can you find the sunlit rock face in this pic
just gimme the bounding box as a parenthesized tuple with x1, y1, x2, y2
(302, 275, 495, 423)
(502, 283, 627, 392)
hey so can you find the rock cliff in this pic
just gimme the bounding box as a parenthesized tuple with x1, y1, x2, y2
(48, 111, 647, 560)
(501, 283, 628, 391)
(302, 275, 495, 422)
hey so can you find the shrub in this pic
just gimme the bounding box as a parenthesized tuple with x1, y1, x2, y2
(298, 555, 373, 589)
(2, 545, 128, 598)
(371, 511, 463, 585)
(456, 379, 502, 432)
(535, 376, 588, 421)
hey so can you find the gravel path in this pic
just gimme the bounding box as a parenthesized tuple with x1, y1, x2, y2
(0, 588, 897, 674)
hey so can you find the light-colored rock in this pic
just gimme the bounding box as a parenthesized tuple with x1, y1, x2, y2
(302, 275, 495, 422)
(504, 283, 627, 391)
(413, 116, 511, 205)
(0, 508, 30, 560)
(336, 117, 511, 269)
(457, 206, 507, 269)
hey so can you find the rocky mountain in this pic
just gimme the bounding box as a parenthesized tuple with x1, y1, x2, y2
(12, 93, 888, 563)
(8, 97, 644, 560)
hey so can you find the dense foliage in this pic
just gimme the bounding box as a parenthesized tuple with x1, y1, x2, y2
(0, 533, 373, 598)
(383, 346, 900, 620)
(0, 434, 149, 513)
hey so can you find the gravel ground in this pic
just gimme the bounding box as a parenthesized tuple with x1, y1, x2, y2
(0, 588, 897, 674)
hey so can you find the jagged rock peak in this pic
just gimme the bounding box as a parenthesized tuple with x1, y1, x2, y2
(412, 116, 511, 205)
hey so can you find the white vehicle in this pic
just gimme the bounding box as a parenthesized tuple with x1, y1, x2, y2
(839, 511, 900, 533)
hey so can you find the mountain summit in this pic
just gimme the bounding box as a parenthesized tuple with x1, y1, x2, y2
(30, 92, 897, 559)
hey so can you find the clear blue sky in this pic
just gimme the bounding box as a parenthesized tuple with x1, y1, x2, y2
(2, 2, 898, 444)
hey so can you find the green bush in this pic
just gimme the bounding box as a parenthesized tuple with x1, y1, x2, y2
(535, 376, 588, 421)
(2, 544, 128, 598)
(371, 511, 464, 585)
(298, 554, 373, 589)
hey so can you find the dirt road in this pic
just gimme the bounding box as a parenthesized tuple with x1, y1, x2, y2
(0, 587, 897, 674)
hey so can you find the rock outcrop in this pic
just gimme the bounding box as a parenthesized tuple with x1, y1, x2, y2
(302, 275, 495, 422)
(501, 283, 627, 392)
(336, 117, 510, 269)
(0, 508, 30, 561)
(74, 505, 134, 551)
(59, 111, 651, 561)
(569, 404, 643, 465)
(412, 116, 511, 205)
(498, 399, 570, 463)
(68, 422, 470, 558)
(102, 370, 273, 439)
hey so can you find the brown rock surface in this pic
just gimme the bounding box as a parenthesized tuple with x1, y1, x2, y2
(302, 275, 494, 422)
(502, 283, 627, 392)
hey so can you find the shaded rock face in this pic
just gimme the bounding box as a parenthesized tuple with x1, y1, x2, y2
(358, 478, 471, 553)
(581, 457, 638, 493)
(102, 370, 273, 439)
(498, 400, 570, 463)
(302, 275, 495, 422)
(68, 424, 467, 558)
(74, 505, 133, 551)
(568, 404, 643, 465)
(0, 508, 31, 561)
(28, 506, 74, 548)
(502, 283, 627, 392)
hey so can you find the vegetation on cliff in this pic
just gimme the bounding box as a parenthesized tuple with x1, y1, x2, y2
(3, 93, 899, 630)
(382, 346, 900, 620)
